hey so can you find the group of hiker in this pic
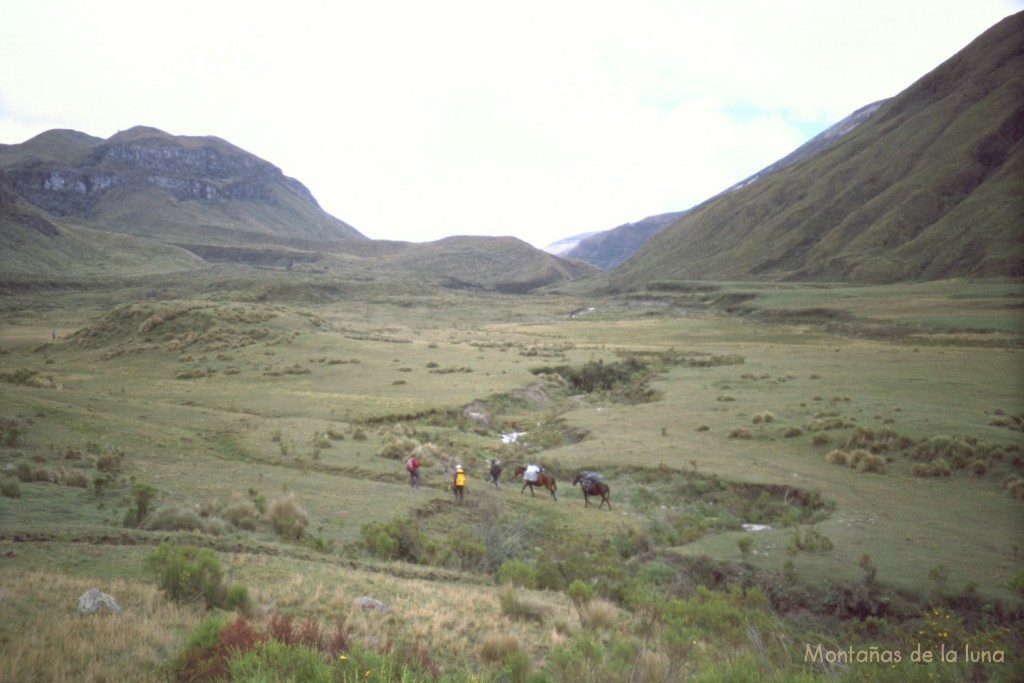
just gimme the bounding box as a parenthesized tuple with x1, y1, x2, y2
(404, 455, 603, 502)
(405, 455, 503, 500)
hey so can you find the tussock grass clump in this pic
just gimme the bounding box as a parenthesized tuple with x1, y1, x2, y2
(826, 449, 847, 465)
(478, 634, 522, 663)
(806, 415, 849, 431)
(0, 476, 21, 498)
(377, 434, 418, 460)
(786, 527, 833, 555)
(1004, 477, 1024, 499)
(826, 448, 886, 473)
(752, 411, 775, 424)
(497, 582, 554, 623)
(579, 598, 618, 630)
(783, 426, 803, 438)
(913, 459, 952, 478)
(268, 492, 309, 540)
(142, 507, 227, 534)
(221, 498, 261, 531)
(728, 428, 753, 439)
(1, 416, 27, 447)
(846, 425, 915, 453)
(849, 449, 887, 473)
(988, 412, 1024, 430)
(62, 470, 89, 488)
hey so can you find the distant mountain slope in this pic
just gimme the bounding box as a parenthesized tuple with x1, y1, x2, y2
(542, 231, 600, 256)
(610, 12, 1024, 286)
(565, 212, 687, 270)
(319, 235, 600, 293)
(0, 187, 206, 279)
(0, 126, 365, 247)
(562, 102, 883, 271)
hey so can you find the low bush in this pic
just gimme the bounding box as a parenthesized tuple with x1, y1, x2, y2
(222, 499, 261, 530)
(0, 417, 27, 446)
(0, 476, 20, 498)
(849, 449, 886, 473)
(1004, 476, 1024, 500)
(225, 583, 254, 616)
(62, 470, 89, 488)
(144, 542, 227, 609)
(826, 449, 847, 465)
(913, 459, 952, 478)
(498, 582, 554, 623)
(268, 492, 309, 540)
(728, 428, 753, 439)
(497, 559, 537, 588)
(786, 527, 833, 555)
(141, 507, 227, 534)
(478, 634, 522, 664)
(579, 598, 618, 630)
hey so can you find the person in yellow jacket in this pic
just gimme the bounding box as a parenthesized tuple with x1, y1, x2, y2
(452, 464, 467, 501)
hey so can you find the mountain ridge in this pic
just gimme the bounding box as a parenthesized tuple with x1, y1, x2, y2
(607, 11, 1024, 286)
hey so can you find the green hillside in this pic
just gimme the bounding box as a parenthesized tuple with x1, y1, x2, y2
(610, 12, 1024, 287)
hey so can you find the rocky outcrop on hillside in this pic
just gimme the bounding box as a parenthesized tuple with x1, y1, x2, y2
(0, 126, 364, 245)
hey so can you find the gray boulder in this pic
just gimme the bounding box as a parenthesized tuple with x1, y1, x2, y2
(77, 587, 120, 615)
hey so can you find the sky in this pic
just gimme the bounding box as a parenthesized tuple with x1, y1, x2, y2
(1, 1, 1021, 248)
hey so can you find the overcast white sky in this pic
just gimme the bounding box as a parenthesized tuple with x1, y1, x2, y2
(1, 1, 1021, 247)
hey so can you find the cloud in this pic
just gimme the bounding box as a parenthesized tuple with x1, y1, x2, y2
(1, 0, 1020, 246)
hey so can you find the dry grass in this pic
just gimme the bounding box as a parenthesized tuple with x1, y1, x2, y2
(0, 568, 203, 683)
(578, 598, 618, 630)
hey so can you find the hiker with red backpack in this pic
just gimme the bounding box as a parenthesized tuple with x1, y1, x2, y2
(406, 454, 420, 488)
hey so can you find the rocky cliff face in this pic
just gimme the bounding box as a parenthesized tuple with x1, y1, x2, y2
(0, 126, 364, 244)
(2, 126, 315, 214)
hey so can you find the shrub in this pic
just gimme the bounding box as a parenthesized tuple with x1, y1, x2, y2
(311, 431, 332, 449)
(0, 477, 20, 498)
(752, 412, 775, 424)
(377, 435, 418, 460)
(227, 640, 332, 682)
(141, 507, 227, 534)
(786, 528, 833, 555)
(497, 559, 537, 588)
(268, 492, 309, 540)
(783, 427, 803, 438)
(226, 583, 254, 616)
(62, 470, 89, 488)
(826, 449, 847, 465)
(144, 542, 227, 608)
(498, 583, 553, 623)
(479, 634, 522, 663)
(1005, 477, 1024, 500)
(579, 598, 618, 630)
(854, 452, 887, 473)
(222, 499, 261, 530)
(0, 417, 26, 447)
(728, 428, 753, 439)
(913, 459, 952, 478)
(123, 481, 158, 527)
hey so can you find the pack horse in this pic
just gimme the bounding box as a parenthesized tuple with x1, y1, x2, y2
(513, 464, 557, 501)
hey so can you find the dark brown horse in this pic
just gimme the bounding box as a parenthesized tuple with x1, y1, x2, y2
(572, 473, 611, 509)
(513, 465, 557, 501)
